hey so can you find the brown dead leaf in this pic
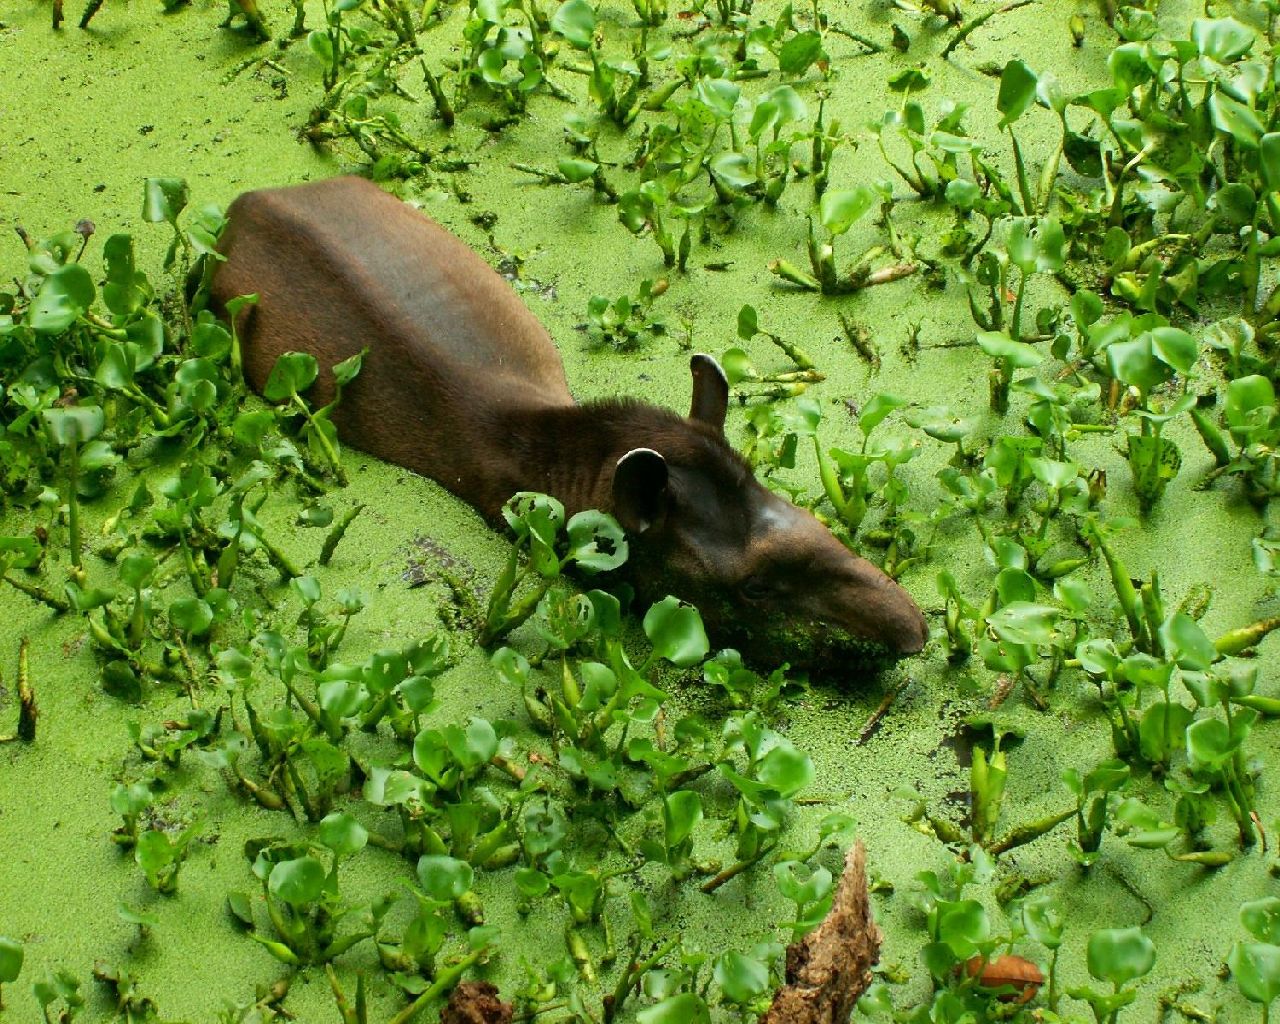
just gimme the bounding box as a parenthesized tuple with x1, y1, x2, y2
(962, 954, 1043, 1004)
(441, 981, 514, 1024)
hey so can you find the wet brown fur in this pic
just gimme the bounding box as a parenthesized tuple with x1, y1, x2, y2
(212, 177, 928, 667)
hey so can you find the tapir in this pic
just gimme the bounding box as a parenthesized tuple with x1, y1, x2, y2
(211, 176, 927, 670)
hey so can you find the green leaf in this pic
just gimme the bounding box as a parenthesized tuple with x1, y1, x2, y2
(550, 0, 595, 49)
(664, 789, 702, 848)
(1228, 942, 1280, 1004)
(135, 829, 176, 879)
(169, 597, 213, 636)
(1158, 614, 1217, 670)
(1225, 375, 1275, 438)
(0, 936, 23, 985)
(714, 951, 769, 1004)
(233, 410, 276, 448)
(1126, 433, 1181, 507)
(142, 177, 190, 225)
(1149, 326, 1197, 374)
(997, 60, 1038, 128)
(263, 352, 319, 400)
(1076, 638, 1120, 678)
(102, 233, 146, 315)
(1087, 926, 1155, 987)
(558, 157, 599, 183)
(710, 152, 757, 191)
(936, 899, 991, 959)
(1186, 716, 1234, 770)
(1083, 759, 1130, 794)
(417, 854, 474, 901)
(774, 860, 832, 906)
(491, 646, 529, 689)
(756, 740, 815, 798)
(905, 406, 974, 444)
(643, 596, 709, 667)
(1021, 896, 1064, 949)
(1107, 338, 1169, 393)
(751, 86, 806, 137)
(1209, 91, 1263, 147)
(29, 263, 96, 334)
(96, 343, 136, 391)
(976, 331, 1041, 369)
(318, 811, 368, 858)
(102, 660, 143, 703)
(1028, 457, 1078, 492)
(332, 349, 365, 387)
(43, 405, 105, 446)
(859, 393, 906, 436)
(819, 187, 876, 237)
(637, 994, 711, 1024)
(1242, 898, 1280, 944)
(566, 510, 628, 572)
(308, 29, 334, 66)
(118, 902, 160, 928)
(444, 717, 498, 769)
(778, 30, 823, 77)
(945, 178, 980, 210)
(269, 857, 327, 907)
(1260, 134, 1280, 192)
(694, 77, 739, 119)
(1137, 702, 1193, 764)
(1192, 17, 1255, 62)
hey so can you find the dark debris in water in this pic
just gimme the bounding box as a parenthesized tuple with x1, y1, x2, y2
(404, 535, 485, 632)
(441, 981, 513, 1024)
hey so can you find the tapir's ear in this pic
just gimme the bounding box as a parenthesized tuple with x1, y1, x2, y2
(689, 354, 728, 434)
(612, 448, 669, 534)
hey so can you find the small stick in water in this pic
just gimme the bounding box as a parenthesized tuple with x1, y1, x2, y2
(0, 638, 38, 743)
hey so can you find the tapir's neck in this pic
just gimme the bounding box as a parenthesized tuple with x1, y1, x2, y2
(482, 400, 686, 520)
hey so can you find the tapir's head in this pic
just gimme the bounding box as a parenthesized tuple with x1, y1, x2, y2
(607, 355, 928, 672)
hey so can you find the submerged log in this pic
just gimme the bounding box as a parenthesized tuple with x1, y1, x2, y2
(760, 841, 881, 1024)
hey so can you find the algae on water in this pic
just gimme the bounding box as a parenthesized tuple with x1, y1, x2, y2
(1, 0, 1279, 1021)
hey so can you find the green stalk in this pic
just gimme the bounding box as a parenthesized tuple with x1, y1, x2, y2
(2, 573, 71, 613)
(604, 937, 680, 1023)
(1009, 132, 1034, 214)
(700, 841, 777, 892)
(1094, 529, 1144, 648)
(384, 947, 483, 1024)
(1190, 407, 1231, 467)
(1216, 616, 1280, 656)
(66, 441, 82, 570)
(291, 392, 348, 485)
(252, 526, 302, 580)
(1010, 269, 1028, 341)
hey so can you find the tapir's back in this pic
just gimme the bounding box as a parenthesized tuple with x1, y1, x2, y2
(215, 177, 571, 398)
(212, 177, 574, 510)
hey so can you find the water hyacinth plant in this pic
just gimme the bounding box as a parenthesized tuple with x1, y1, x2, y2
(6, 3, 1280, 1023)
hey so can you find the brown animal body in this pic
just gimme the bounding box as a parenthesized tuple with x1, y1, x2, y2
(212, 177, 927, 668)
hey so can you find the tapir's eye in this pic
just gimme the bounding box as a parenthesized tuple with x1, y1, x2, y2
(739, 576, 774, 602)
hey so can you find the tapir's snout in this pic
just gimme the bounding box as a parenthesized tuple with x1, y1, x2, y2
(860, 566, 929, 655)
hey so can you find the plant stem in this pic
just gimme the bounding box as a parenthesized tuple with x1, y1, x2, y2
(941, 0, 1034, 58)
(66, 442, 82, 570)
(386, 947, 487, 1024)
(291, 392, 348, 485)
(603, 937, 680, 1023)
(2, 573, 70, 613)
(700, 842, 777, 892)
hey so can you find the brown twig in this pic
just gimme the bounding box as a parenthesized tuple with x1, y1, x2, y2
(941, 0, 1035, 58)
(857, 679, 909, 746)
